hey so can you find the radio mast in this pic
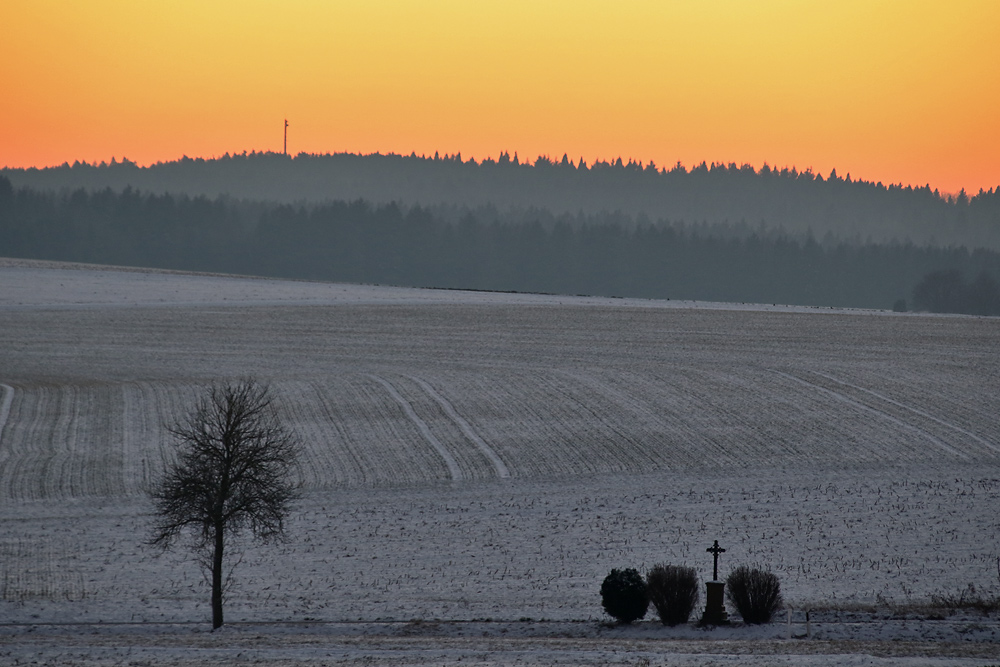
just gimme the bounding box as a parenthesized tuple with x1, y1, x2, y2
(283, 119, 288, 155)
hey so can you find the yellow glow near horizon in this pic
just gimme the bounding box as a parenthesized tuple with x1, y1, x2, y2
(2, 0, 998, 193)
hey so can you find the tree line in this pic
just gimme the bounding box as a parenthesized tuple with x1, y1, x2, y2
(5, 150, 1000, 251)
(2, 175, 999, 312)
(911, 269, 1000, 315)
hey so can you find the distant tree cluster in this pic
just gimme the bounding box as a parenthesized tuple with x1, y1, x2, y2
(5, 150, 1000, 250)
(912, 269, 1000, 315)
(2, 175, 1000, 311)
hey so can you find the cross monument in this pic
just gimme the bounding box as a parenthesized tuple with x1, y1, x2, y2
(700, 539, 730, 626)
(707, 540, 726, 581)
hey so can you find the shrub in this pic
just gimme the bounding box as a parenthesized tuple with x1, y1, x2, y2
(600, 568, 648, 624)
(726, 565, 782, 624)
(930, 583, 1000, 614)
(646, 564, 699, 626)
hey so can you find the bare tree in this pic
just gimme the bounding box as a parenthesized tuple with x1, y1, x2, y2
(149, 379, 300, 629)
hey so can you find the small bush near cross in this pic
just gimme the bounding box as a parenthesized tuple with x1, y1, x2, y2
(726, 565, 783, 624)
(646, 564, 699, 626)
(600, 568, 648, 624)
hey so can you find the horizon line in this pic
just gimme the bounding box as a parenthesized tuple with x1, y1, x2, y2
(4, 150, 995, 197)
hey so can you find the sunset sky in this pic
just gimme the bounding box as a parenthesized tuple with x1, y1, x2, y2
(3, 1, 998, 194)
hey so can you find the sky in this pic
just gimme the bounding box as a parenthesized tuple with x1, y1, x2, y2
(2, 1, 999, 194)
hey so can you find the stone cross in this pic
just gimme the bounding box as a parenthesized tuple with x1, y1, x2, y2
(707, 540, 726, 581)
(700, 540, 730, 625)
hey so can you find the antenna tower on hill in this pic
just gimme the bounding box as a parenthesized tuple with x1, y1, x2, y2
(283, 119, 288, 155)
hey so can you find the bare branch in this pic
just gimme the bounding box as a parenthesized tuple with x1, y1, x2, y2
(148, 378, 300, 628)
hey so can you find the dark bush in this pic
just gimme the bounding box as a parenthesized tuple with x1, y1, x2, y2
(725, 565, 782, 624)
(930, 583, 1000, 614)
(600, 568, 648, 624)
(646, 564, 699, 626)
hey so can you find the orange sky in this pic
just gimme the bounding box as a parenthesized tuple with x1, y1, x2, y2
(3, 1, 999, 193)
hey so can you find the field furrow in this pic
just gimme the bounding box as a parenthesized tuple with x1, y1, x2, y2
(536, 371, 665, 472)
(368, 374, 464, 480)
(443, 370, 616, 477)
(609, 369, 752, 467)
(810, 368, 1000, 457)
(414, 370, 694, 477)
(276, 380, 362, 488)
(337, 376, 440, 485)
(294, 378, 379, 486)
(808, 371, 1000, 457)
(302, 375, 455, 485)
(776, 371, 969, 461)
(747, 369, 944, 464)
(2, 386, 61, 501)
(0, 383, 13, 441)
(120, 382, 157, 496)
(46, 386, 76, 498)
(0, 383, 16, 498)
(0, 382, 199, 501)
(373, 374, 509, 481)
(122, 381, 204, 492)
(694, 364, 919, 464)
(408, 375, 511, 479)
(1, 359, 995, 503)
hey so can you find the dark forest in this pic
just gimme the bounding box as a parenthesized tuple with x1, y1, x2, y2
(2, 172, 998, 313)
(6, 151, 1000, 251)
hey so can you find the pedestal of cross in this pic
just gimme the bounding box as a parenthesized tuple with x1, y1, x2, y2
(700, 540, 730, 625)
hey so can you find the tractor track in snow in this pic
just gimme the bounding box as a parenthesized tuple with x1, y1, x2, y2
(407, 375, 510, 479)
(367, 374, 463, 481)
(811, 371, 1000, 456)
(773, 371, 969, 460)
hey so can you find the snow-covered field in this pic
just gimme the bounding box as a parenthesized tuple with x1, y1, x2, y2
(1, 259, 998, 665)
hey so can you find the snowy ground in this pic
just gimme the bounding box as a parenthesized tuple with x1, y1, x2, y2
(4, 619, 1000, 666)
(1, 259, 998, 665)
(0, 257, 897, 313)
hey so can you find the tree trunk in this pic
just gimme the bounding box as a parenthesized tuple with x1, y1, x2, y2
(212, 524, 224, 629)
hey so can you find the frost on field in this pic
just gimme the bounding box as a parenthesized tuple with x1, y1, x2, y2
(1, 366, 996, 501)
(4, 467, 999, 624)
(0, 264, 998, 627)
